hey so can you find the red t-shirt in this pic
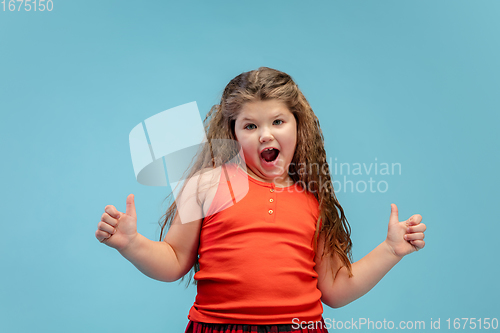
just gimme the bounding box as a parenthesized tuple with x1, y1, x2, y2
(188, 163, 323, 324)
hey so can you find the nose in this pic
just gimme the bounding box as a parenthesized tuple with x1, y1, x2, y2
(259, 127, 274, 143)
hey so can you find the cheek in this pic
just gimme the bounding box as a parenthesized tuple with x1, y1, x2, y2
(234, 130, 246, 150)
(292, 136, 297, 151)
(287, 124, 298, 150)
(236, 136, 254, 154)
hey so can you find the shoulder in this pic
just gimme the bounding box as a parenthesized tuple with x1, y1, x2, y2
(297, 188, 320, 213)
(196, 167, 223, 190)
(302, 190, 321, 223)
(174, 167, 223, 224)
(190, 167, 225, 217)
(184, 167, 222, 201)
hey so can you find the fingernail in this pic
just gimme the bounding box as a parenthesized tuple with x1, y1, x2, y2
(407, 227, 411, 233)
(404, 235, 408, 240)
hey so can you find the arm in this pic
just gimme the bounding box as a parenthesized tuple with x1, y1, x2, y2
(315, 236, 402, 308)
(98, 169, 214, 282)
(118, 218, 202, 282)
(315, 203, 426, 308)
(121, 169, 214, 282)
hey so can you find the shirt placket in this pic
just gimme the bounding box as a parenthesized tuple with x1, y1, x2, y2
(266, 183, 276, 223)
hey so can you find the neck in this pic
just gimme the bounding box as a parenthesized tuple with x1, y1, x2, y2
(272, 174, 295, 188)
(241, 165, 294, 188)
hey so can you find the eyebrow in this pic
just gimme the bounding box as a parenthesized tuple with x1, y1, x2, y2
(240, 113, 286, 122)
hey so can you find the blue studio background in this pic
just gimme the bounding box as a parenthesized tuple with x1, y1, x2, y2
(1, 1, 499, 332)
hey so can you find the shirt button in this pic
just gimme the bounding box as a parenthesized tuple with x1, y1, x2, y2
(268, 209, 273, 214)
(270, 188, 274, 193)
(269, 198, 274, 203)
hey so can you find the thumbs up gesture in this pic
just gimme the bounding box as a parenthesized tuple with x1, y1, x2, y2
(385, 203, 426, 257)
(96, 194, 139, 251)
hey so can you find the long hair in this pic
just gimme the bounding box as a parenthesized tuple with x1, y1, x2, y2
(158, 67, 353, 287)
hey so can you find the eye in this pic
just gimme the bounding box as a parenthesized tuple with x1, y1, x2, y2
(244, 124, 256, 130)
(273, 119, 283, 125)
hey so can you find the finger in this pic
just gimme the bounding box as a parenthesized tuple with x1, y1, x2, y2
(125, 194, 136, 217)
(410, 239, 425, 250)
(104, 205, 121, 220)
(406, 215, 422, 226)
(404, 232, 425, 241)
(98, 221, 117, 235)
(101, 212, 118, 227)
(409, 214, 422, 224)
(96, 230, 112, 243)
(407, 223, 426, 233)
(389, 203, 399, 226)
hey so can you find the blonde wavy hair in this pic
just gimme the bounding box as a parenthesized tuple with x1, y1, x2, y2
(159, 66, 353, 286)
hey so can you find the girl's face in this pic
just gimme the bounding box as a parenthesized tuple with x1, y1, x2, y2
(234, 99, 297, 186)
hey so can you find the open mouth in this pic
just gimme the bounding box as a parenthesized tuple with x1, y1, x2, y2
(260, 148, 280, 163)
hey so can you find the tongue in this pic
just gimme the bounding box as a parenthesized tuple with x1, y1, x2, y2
(261, 149, 279, 162)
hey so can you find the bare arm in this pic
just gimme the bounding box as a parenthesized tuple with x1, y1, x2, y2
(118, 219, 201, 282)
(97, 169, 215, 282)
(315, 204, 426, 308)
(315, 236, 401, 308)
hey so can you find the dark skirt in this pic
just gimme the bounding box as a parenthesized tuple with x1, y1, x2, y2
(184, 318, 329, 333)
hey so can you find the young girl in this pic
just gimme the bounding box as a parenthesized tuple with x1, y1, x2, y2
(96, 67, 426, 333)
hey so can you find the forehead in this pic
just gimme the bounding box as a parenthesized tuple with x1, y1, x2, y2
(237, 100, 292, 120)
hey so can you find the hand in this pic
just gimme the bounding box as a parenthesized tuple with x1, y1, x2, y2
(385, 203, 426, 257)
(95, 194, 138, 251)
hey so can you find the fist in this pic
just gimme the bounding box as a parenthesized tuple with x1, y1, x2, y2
(386, 203, 426, 257)
(95, 194, 138, 251)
